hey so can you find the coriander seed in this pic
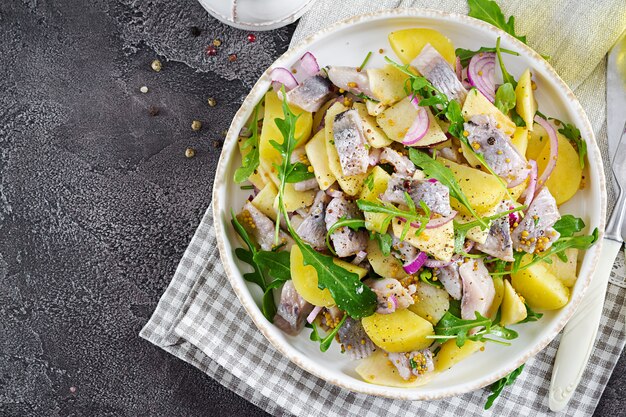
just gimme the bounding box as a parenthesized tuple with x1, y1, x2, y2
(207, 97, 217, 107)
(191, 120, 202, 131)
(151, 59, 162, 72)
(185, 148, 196, 158)
(140, 86, 148, 93)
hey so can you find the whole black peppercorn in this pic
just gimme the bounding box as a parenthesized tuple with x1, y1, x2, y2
(190, 26, 201, 37)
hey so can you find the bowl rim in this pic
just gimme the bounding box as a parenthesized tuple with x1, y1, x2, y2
(212, 7, 607, 401)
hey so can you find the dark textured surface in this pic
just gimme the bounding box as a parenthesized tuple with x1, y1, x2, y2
(0, 1, 623, 416)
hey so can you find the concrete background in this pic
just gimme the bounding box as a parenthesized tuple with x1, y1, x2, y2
(0, 0, 623, 416)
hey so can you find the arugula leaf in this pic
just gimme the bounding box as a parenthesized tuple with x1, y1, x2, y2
(468, 0, 527, 44)
(495, 37, 517, 88)
(430, 310, 518, 347)
(557, 121, 587, 168)
(357, 51, 373, 71)
(272, 90, 377, 319)
(364, 171, 375, 191)
(454, 207, 525, 254)
(510, 108, 526, 127)
(309, 314, 348, 352)
(371, 232, 393, 256)
(232, 211, 291, 322)
(495, 82, 516, 114)
(485, 364, 525, 409)
(234, 102, 262, 183)
(356, 198, 430, 241)
(518, 303, 543, 323)
(408, 149, 488, 228)
(553, 214, 585, 237)
(445, 99, 465, 139)
(326, 217, 367, 255)
(455, 46, 519, 67)
(285, 162, 315, 183)
(419, 269, 443, 288)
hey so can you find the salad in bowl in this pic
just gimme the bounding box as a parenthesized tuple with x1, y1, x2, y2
(227, 25, 598, 393)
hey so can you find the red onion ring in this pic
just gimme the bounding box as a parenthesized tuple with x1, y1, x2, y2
(425, 210, 458, 229)
(306, 305, 323, 324)
(403, 95, 430, 145)
(463, 239, 475, 253)
(270, 67, 298, 92)
(533, 116, 559, 195)
(424, 258, 454, 268)
(467, 52, 496, 102)
(403, 251, 428, 274)
(291, 52, 320, 83)
(522, 159, 538, 208)
(455, 56, 462, 81)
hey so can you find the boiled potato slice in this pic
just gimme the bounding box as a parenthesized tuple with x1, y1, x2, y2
(376, 96, 447, 147)
(312, 98, 335, 132)
(362, 309, 434, 352)
(355, 350, 435, 388)
(324, 102, 366, 196)
(290, 245, 367, 307)
(366, 238, 408, 279)
(360, 166, 392, 234)
(501, 279, 528, 326)
(366, 65, 409, 105)
(462, 88, 516, 137)
(354, 102, 393, 148)
(408, 282, 450, 325)
(460, 141, 483, 169)
(511, 259, 570, 310)
(537, 133, 582, 205)
(259, 90, 312, 168)
(526, 122, 549, 160)
(274, 183, 316, 212)
(515, 69, 537, 131)
(487, 276, 505, 319)
(392, 220, 454, 262)
(543, 248, 578, 287)
(511, 127, 529, 156)
(435, 339, 485, 372)
(441, 159, 505, 215)
(305, 129, 336, 190)
(251, 182, 278, 219)
(388, 28, 456, 66)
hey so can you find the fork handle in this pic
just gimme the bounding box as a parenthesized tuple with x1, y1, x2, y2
(548, 238, 622, 411)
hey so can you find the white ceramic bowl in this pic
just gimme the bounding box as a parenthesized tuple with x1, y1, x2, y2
(212, 8, 606, 400)
(197, 0, 318, 31)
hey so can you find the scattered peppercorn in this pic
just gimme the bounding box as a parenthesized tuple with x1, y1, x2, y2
(140, 86, 148, 93)
(148, 105, 159, 116)
(212, 38, 222, 47)
(185, 148, 196, 158)
(151, 59, 162, 72)
(247, 33, 257, 42)
(206, 45, 217, 56)
(190, 26, 201, 37)
(228, 53, 237, 62)
(191, 120, 202, 131)
(207, 97, 217, 107)
(213, 140, 222, 148)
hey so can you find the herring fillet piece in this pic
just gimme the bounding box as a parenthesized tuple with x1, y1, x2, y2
(337, 317, 376, 360)
(476, 202, 515, 261)
(459, 258, 495, 320)
(380, 147, 416, 176)
(382, 174, 453, 216)
(273, 281, 314, 336)
(238, 202, 293, 251)
(365, 277, 414, 314)
(437, 262, 462, 300)
(511, 187, 561, 253)
(325, 196, 368, 257)
(286, 75, 333, 112)
(411, 43, 467, 103)
(296, 191, 330, 250)
(464, 114, 530, 185)
(333, 109, 369, 176)
(327, 66, 376, 98)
